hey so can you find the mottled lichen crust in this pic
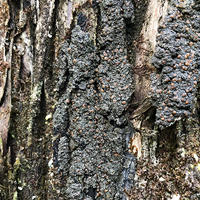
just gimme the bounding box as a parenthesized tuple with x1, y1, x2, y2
(150, 0, 200, 129)
(53, 0, 135, 199)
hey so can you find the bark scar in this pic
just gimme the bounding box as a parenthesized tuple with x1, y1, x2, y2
(129, 97, 152, 119)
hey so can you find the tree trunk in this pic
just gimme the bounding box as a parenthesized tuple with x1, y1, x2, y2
(0, 0, 200, 199)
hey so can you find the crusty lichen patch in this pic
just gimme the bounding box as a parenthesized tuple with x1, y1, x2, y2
(130, 0, 200, 199)
(53, 0, 136, 198)
(150, 1, 200, 129)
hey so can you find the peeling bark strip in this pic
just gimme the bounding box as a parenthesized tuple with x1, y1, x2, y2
(53, 0, 135, 199)
(0, 1, 12, 188)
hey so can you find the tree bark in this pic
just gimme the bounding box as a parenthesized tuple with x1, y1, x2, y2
(0, 0, 200, 200)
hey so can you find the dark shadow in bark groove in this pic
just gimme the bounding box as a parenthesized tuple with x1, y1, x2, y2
(77, 12, 89, 32)
(156, 123, 178, 158)
(87, 187, 97, 200)
(23, 0, 31, 11)
(6, 131, 16, 166)
(8, 0, 21, 28)
(0, 70, 9, 107)
(196, 82, 200, 119)
(93, 4, 101, 34)
(32, 83, 46, 136)
(126, 0, 150, 65)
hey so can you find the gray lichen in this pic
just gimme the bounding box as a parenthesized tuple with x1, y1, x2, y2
(150, 1, 200, 129)
(53, 0, 136, 199)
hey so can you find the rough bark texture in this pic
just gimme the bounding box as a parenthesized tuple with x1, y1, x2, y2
(0, 0, 200, 200)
